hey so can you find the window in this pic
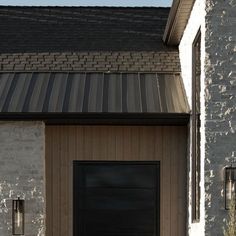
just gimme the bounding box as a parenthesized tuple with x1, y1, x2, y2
(192, 29, 201, 222)
(73, 161, 160, 236)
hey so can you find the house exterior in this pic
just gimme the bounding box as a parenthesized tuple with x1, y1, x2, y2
(0, 1, 235, 236)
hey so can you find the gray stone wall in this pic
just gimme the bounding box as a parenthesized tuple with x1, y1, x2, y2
(205, 0, 236, 235)
(0, 122, 45, 236)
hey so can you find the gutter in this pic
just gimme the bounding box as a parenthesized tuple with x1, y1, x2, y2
(0, 112, 190, 126)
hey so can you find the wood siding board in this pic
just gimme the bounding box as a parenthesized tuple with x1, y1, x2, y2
(45, 126, 187, 236)
(107, 126, 117, 160)
(51, 126, 59, 235)
(115, 126, 124, 161)
(162, 126, 171, 236)
(170, 127, 179, 236)
(61, 126, 69, 236)
(131, 126, 140, 161)
(177, 127, 187, 236)
(122, 126, 132, 161)
(91, 126, 104, 160)
(154, 127, 163, 235)
(83, 126, 92, 160)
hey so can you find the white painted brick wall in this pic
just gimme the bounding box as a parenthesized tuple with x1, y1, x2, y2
(180, 0, 236, 235)
(204, 0, 236, 235)
(0, 122, 45, 236)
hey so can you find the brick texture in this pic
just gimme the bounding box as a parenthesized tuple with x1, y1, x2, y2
(0, 122, 45, 236)
(204, 0, 236, 235)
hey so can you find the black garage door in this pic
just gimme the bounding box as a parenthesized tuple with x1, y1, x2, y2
(73, 161, 160, 236)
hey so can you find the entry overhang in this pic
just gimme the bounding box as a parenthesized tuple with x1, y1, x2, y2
(0, 72, 189, 125)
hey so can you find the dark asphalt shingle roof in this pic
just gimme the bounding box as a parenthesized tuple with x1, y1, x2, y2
(0, 6, 180, 73)
(0, 6, 175, 53)
(0, 72, 189, 113)
(0, 8, 188, 120)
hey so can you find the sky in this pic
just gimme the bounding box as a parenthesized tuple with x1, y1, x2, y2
(0, 0, 173, 7)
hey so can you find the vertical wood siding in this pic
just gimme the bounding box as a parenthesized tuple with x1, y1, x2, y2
(45, 126, 187, 236)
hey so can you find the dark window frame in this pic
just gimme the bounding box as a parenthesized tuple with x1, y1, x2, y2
(192, 29, 201, 222)
(73, 161, 160, 236)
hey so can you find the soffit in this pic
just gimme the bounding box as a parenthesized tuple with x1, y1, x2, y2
(163, 0, 196, 45)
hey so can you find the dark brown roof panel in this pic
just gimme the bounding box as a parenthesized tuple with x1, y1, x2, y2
(0, 72, 189, 114)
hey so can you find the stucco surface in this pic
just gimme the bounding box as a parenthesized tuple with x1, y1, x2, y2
(0, 122, 45, 236)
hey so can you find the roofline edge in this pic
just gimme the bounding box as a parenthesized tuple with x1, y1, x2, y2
(0, 113, 190, 126)
(163, 0, 195, 46)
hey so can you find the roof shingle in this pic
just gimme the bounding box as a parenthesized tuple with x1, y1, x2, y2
(0, 6, 180, 73)
(0, 6, 175, 53)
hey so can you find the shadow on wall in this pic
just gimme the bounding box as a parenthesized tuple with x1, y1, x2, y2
(0, 6, 176, 53)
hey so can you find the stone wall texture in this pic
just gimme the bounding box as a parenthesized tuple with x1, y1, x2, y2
(205, 0, 236, 235)
(0, 122, 45, 236)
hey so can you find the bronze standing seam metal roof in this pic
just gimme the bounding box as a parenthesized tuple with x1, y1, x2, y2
(0, 72, 189, 114)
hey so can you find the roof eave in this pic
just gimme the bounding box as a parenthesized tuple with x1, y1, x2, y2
(163, 0, 195, 46)
(0, 112, 190, 126)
